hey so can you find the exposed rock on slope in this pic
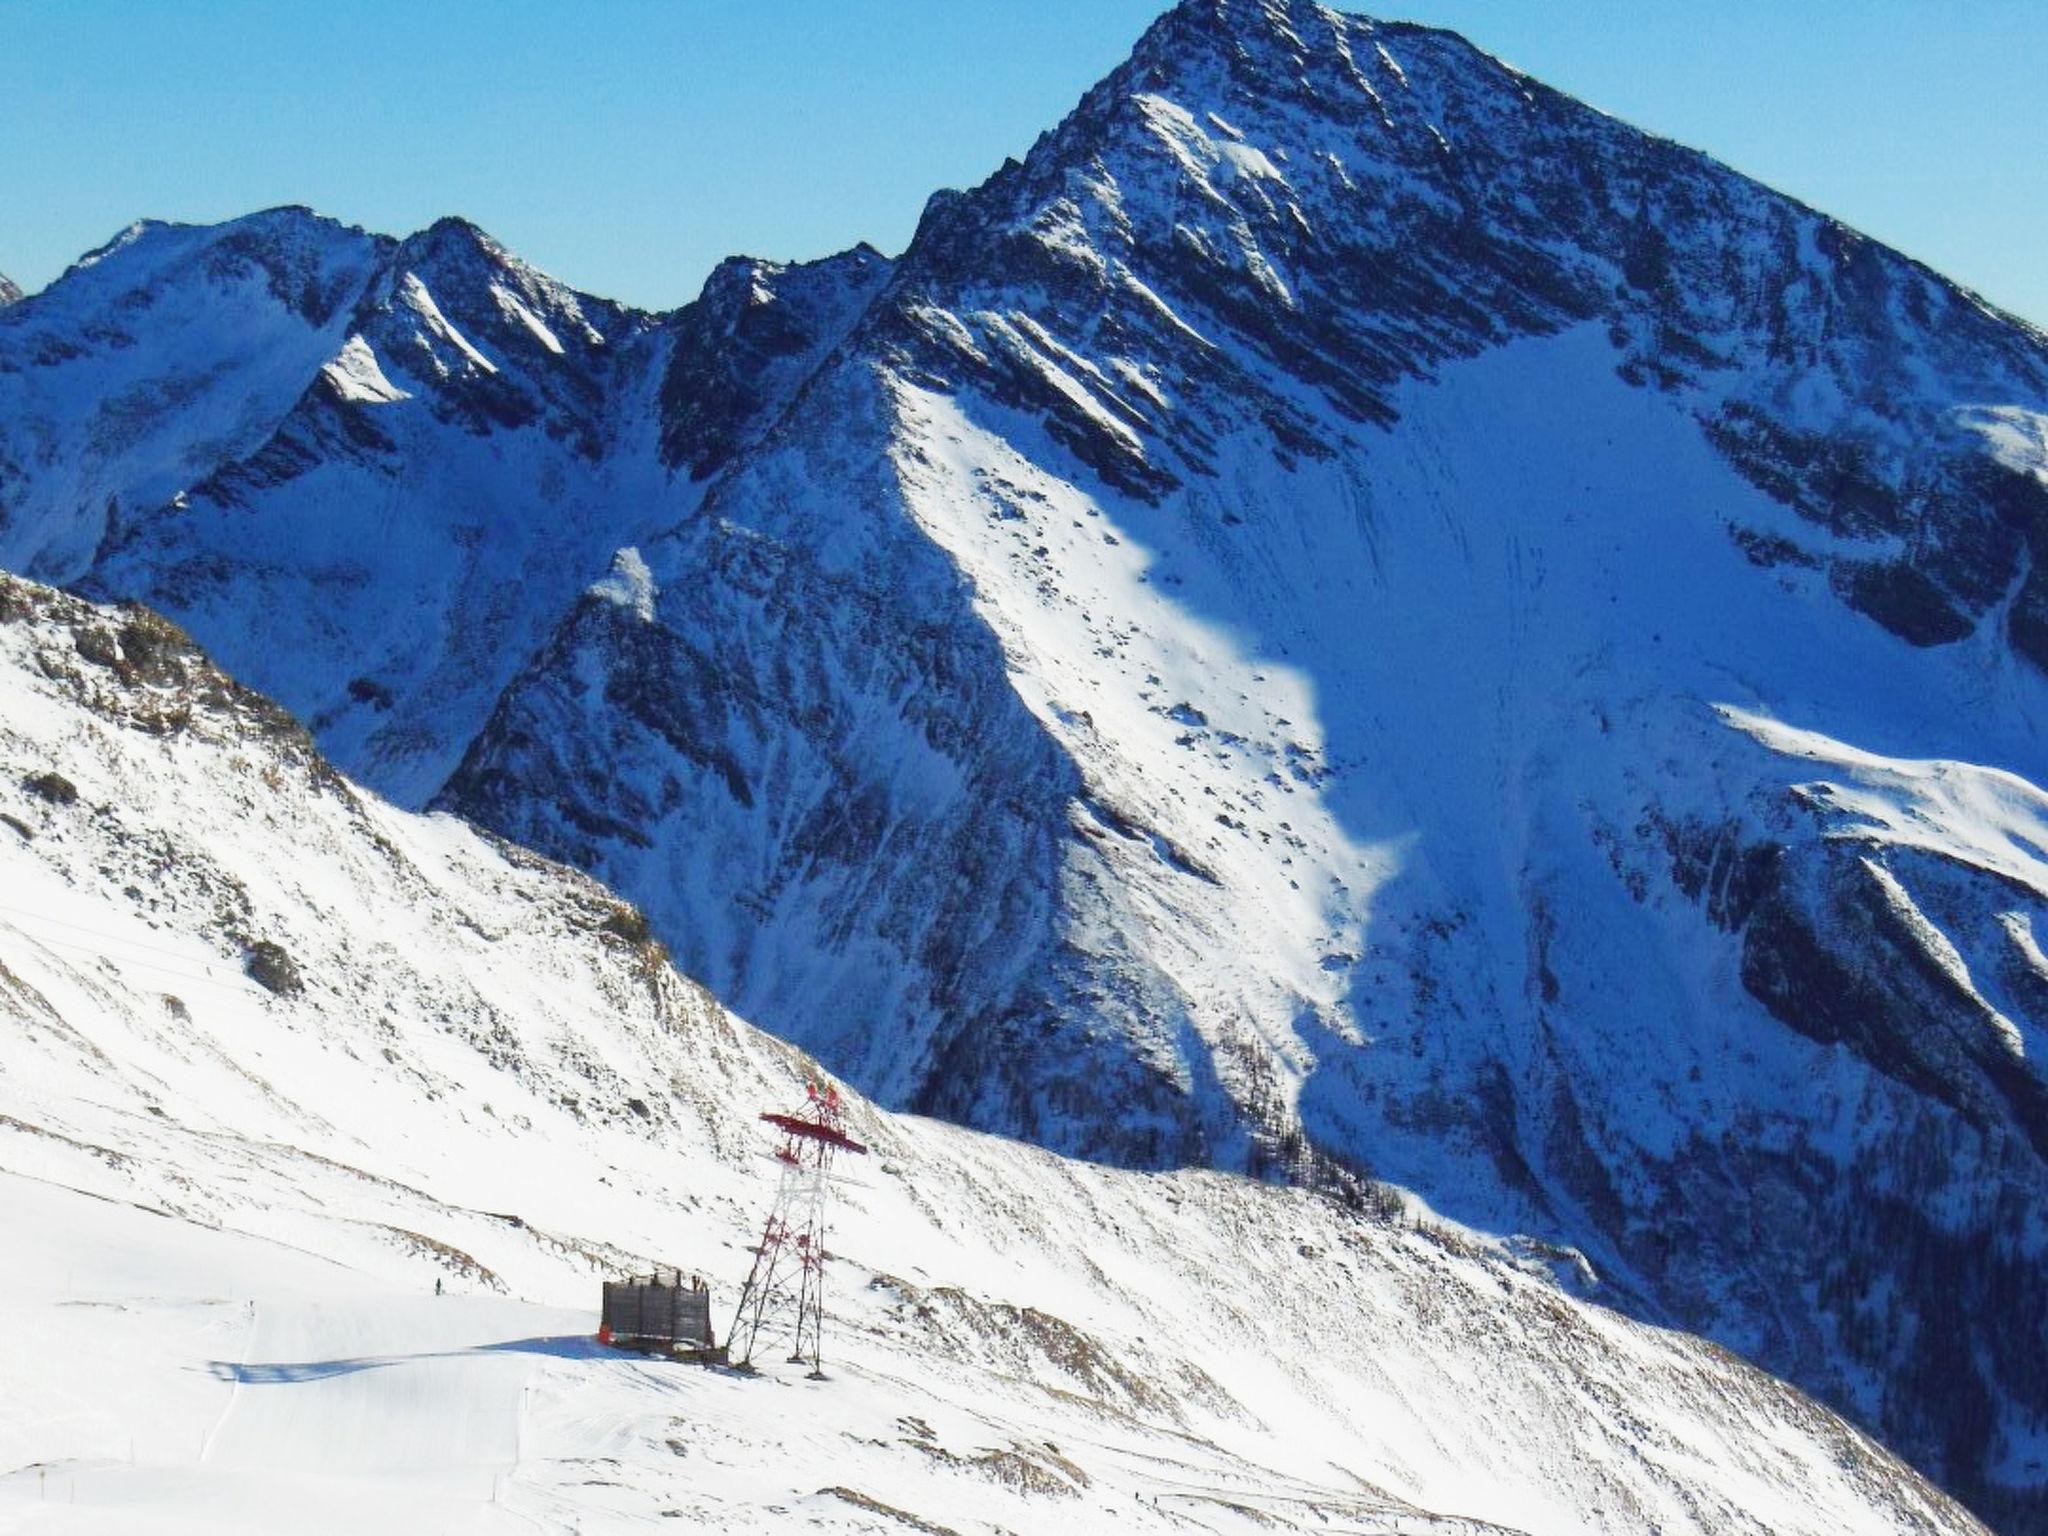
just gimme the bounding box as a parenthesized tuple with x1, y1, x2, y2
(656, 244, 893, 478)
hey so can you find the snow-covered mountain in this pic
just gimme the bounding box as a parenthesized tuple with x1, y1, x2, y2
(5, 0, 2048, 1527)
(0, 571, 1988, 1534)
(0, 274, 22, 307)
(0, 210, 391, 585)
(0, 210, 898, 805)
(62, 212, 667, 803)
(445, 8, 2048, 1526)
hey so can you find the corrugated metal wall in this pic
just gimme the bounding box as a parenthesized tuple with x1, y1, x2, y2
(602, 1277, 714, 1347)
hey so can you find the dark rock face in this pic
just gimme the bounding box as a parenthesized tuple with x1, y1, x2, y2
(1742, 848, 2048, 1156)
(1634, 784, 2048, 1532)
(655, 246, 892, 478)
(1731, 843, 2048, 1536)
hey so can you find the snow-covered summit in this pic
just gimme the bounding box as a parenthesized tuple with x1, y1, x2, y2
(51, 209, 671, 803)
(889, 0, 2048, 651)
(0, 206, 392, 582)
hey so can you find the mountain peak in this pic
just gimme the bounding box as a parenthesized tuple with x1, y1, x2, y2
(403, 212, 508, 265)
(51, 206, 390, 323)
(1121, 0, 1423, 98)
(389, 214, 535, 295)
(0, 272, 21, 306)
(692, 242, 891, 309)
(1131, 0, 1486, 79)
(65, 216, 176, 276)
(1151, 0, 1336, 50)
(656, 241, 895, 476)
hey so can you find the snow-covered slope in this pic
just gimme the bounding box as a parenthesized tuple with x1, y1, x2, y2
(8, 1, 2048, 1526)
(0, 209, 390, 584)
(0, 573, 1986, 1535)
(0, 274, 23, 307)
(73, 214, 668, 802)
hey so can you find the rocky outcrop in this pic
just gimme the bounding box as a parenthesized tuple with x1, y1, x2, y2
(655, 245, 892, 478)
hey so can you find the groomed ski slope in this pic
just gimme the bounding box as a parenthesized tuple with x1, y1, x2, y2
(0, 575, 1981, 1534)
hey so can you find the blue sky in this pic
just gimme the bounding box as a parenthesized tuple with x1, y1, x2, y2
(3, 0, 2041, 326)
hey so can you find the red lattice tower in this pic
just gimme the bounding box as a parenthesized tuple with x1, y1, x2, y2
(727, 1082, 868, 1378)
